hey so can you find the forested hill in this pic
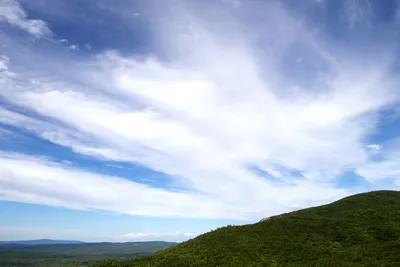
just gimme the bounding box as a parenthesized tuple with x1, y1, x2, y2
(93, 190, 400, 267)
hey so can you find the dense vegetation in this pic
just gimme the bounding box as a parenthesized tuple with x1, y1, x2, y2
(0, 241, 175, 267)
(92, 190, 400, 267)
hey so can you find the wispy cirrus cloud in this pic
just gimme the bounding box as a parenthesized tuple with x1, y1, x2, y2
(0, 0, 50, 37)
(0, 152, 238, 219)
(341, 0, 375, 30)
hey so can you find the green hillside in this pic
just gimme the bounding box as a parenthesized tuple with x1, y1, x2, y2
(92, 190, 400, 267)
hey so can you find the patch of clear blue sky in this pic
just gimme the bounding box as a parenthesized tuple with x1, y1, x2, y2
(334, 170, 399, 192)
(0, 201, 240, 237)
(18, 0, 156, 56)
(371, 107, 400, 142)
(334, 171, 370, 189)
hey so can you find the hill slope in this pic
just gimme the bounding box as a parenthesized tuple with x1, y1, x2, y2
(93, 190, 400, 267)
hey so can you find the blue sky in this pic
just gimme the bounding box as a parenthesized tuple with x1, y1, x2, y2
(1, 0, 400, 242)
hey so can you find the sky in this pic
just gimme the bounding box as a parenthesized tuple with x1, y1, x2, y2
(0, 0, 400, 242)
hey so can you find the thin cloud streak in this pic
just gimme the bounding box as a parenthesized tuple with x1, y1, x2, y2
(0, 0, 50, 37)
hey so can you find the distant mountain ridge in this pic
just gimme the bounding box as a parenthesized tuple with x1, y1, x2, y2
(0, 241, 176, 266)
(0, 239, 85, 245)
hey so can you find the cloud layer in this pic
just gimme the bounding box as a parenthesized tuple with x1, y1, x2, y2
(0, 0, 399, 221)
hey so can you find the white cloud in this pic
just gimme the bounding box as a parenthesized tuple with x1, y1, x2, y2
(356, 160, 400, 183)
(0, 0, 50, 37)
(183, 232, 195, 237)
(0, 150, 349, 219)
(366, 144, 382, 154)
(0, 55, 8, 70)
(0, 55, 15, 78)
(122, 231, 197, 240)
(68, 44, 79, 51)
(357, 140, 400, 184)
(0, 152, 240, 219)
(0, 1, 399, 220)
(123, 232, 159, 238)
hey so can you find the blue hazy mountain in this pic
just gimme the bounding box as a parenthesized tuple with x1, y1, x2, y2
(0, 239, 85, 245)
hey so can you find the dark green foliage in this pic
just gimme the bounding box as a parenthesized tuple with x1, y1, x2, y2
(0, 241, 175, 267)
(92, 190, 400, 267)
